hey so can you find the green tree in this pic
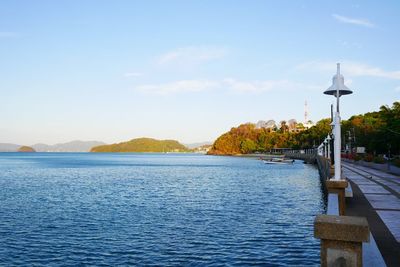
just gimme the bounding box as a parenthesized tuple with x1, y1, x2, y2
(240, 138, 257, 153)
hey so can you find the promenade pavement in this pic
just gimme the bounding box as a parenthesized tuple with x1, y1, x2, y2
(342, 161, 400, 267)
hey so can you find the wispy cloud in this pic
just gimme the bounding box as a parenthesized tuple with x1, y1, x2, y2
(135, 78, 320, 95)
(124, 72, 143, 77)
(338, 40, 362, 49)
(223, 78, 319, 93)
(136, 80, 219, 94)
(345, 64, 400, 79)
(296, 61, 400, 80)
(0, 31, 19, 38)
(395, 86, 400, 92)
(332, 14, 375, 28)
(157, 46, 228, 66)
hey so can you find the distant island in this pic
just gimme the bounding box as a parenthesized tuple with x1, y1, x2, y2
(184, 141, 212, 149)
(0, 140, 105, 152)
(0, 143, 21, 152)
(18, 146, 36, 152)
(90, 137, 190, 153)
(32, 140, 106, 152)
(0, 139, 212, 153)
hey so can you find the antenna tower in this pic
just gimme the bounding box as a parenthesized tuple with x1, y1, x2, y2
(304, 100, 308, 123)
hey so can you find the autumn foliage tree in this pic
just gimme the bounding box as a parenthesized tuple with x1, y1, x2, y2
(209, 123, 301, 155)
(342, 102, 400, 155)
(208, 101, 400, 156)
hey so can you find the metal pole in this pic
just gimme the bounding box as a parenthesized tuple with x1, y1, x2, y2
(327, 136, 331, 161)
(336, 64, 340, 113)
(330, 134, 335, 165)
(348, 131, 352, 155)
(334, 63, 341, 180)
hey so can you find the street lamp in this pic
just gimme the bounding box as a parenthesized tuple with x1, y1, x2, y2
(324, 63, 353, 180)
(326, 134, 331, 161)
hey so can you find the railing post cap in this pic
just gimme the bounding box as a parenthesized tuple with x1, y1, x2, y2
(314, 215, 370, 243)
(326, 179, 348, 189)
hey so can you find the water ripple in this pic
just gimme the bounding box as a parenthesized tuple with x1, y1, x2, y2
(0, 153, 324, 266)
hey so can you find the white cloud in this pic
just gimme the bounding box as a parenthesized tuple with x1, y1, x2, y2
(338, 40, 362, 49)
(332, 14, 375, 28)
(296, 61, 400, 80)
(345, 64, 400, 79)
(157, 46, 228, 66)
(124, 72, 143, 77)
(223, 78, 318, 92)
(135, 78, 320, 95)
(136, 80, 220, 94)
(395, 86, 400, 92)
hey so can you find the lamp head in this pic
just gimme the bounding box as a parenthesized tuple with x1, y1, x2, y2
(324, 63, 353, 97)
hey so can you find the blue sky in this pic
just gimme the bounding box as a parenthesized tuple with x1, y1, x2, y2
(1, 0, 399, 145)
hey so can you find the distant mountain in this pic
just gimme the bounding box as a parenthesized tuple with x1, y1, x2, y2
(0, 143, 21, 152)
(18, 146, 36, 152)
(32, 140, 106, 152)
(184, 141, 213, 149)
(91, 137, 189, 153)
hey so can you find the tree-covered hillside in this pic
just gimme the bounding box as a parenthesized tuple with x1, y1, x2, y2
(17, 146, 36, 152)
(208, 102, 400, 156)
(208, 123, 308, 155)
(91, 138, 189, 153)
(342, 102, 400, 155)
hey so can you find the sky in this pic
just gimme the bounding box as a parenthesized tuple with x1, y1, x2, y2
(1, 0, 399, 145)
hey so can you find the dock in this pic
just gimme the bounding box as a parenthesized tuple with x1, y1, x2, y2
(286, 150, 399, 266)
(343, 161, 400, 267)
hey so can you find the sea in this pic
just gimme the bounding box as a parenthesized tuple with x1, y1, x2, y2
(0, 153, 325, 266)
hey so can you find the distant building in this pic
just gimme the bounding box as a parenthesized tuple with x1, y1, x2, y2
(255, 102, 315, 134)
(303, 120, 315, 129)
(288, 119, 298, 132)
(256, 120, 267, 129)
(256, 120, 276, 131)
(265, 120, 276, 129)
(193, 145, 212, 154)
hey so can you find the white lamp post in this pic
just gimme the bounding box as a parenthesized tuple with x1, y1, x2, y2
(326, 134, 331, 160)
(324, 63, 353, 180)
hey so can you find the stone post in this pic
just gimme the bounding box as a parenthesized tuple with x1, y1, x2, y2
(314, 215, 369, 267)
(326, 179, 348, 215)
(329, 165, 335, 177)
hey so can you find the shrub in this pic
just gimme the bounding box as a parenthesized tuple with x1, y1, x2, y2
(347, 153, 356, 160)
(373, 156, 385, 164)
(354, 154, 362, 161)
(393, 159, 400, 168)
(364, 154, 374, 162)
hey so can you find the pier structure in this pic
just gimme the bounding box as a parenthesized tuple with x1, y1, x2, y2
(285, 63, 400, 266)
(286, 148, 398, 266)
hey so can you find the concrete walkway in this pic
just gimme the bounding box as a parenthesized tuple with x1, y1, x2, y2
(342, 161, 400, 267)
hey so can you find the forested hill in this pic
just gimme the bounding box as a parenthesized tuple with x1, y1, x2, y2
(207, 119, 331, 155)
(208, 102, 400, 156)
(90, 138, 189, 152)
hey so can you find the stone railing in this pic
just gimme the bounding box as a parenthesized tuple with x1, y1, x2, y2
(286, 148, 386, 266)
(284, 149, 317, 164)
(319, 190, 386, 266)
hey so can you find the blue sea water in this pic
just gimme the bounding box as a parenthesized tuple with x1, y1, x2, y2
(0, 153, 324, 266)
